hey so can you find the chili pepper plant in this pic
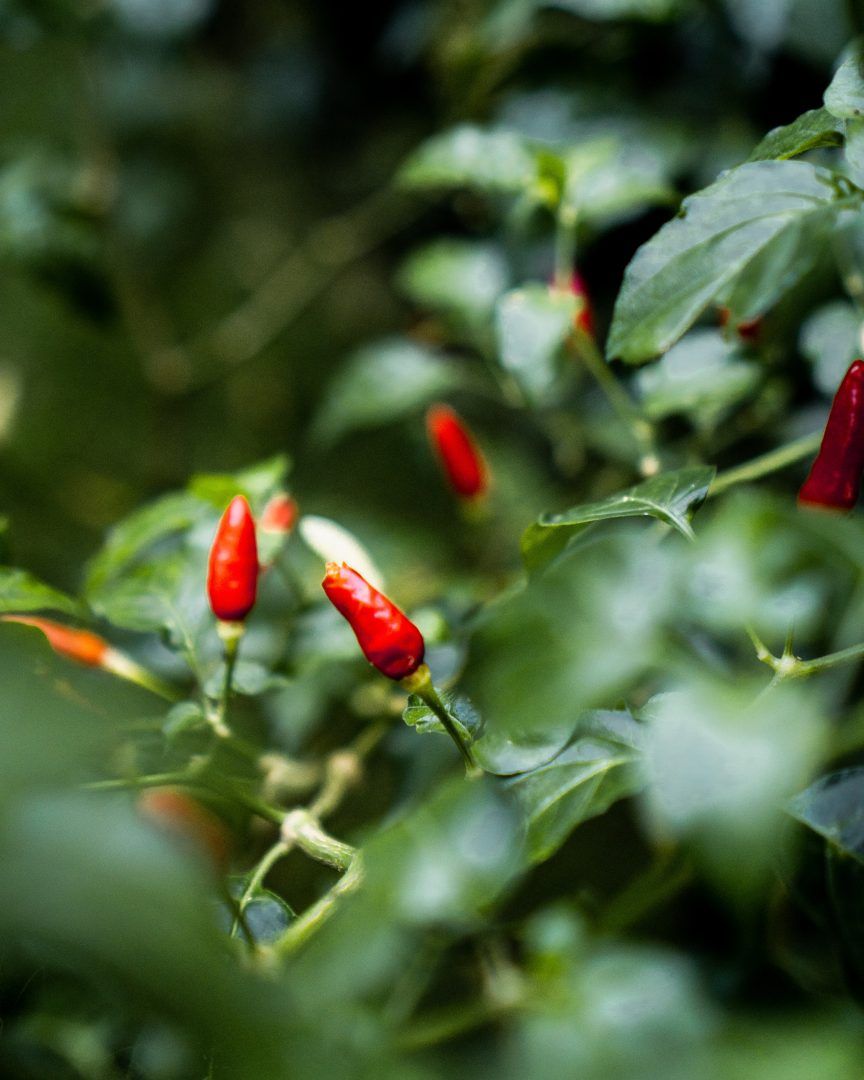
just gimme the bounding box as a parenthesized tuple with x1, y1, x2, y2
(6, 3, 864, 1079)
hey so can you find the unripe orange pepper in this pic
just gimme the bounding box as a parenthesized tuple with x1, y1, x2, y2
(260, 493, 298, 534)
(207, 495, 259, 622)
(2, 614, 109, 667)
(322, 562, 424, 680)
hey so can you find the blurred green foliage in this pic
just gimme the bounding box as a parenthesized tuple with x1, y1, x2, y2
(4, 0, 864, 1077)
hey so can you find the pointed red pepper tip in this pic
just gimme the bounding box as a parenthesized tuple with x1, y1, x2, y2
(1, 614, 110, 668)
(207, 494, 260, 622)
(798, 359, 864, 512)
(322, 561, 425, 680)
(426, 404, 488, 501)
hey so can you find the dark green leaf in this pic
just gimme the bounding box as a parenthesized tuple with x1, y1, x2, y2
(506, 710, 645, 862)
(189, 455, 291, 510)
(522, 466, 715, 572)
(402, 691, 483, 742)
(747, 108, 843, 162)
(607, 161, 846, 363)
(788, 768, 864, 864)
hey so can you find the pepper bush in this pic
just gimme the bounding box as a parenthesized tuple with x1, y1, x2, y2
(5, 2, 864, 1077)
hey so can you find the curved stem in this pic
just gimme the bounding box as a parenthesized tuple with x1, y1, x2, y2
(231, 839, 290, 941)
(402, 666, 481, 776)
(709, 431, 821, 498)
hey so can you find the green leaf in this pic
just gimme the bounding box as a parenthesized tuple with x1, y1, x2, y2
(550, 0, 686, 18)
(0, 567, 82, 617)
(635, 330, 760, 429)
(561, 137, 676, 227)
(494, 284, 577, 402)
(223, 878, 295, 944)
(397, 239, 509, 329)
(607, 161, 847, 363)
(824, 39, 864, 119)
(402, 691, 483, 742)
(464, 533, 675, 757)
(189, 454, 291, 510)
(506, 710, 645, 862)
(799, 300, 861, 395)
(747, 108, 844, 162)
(397, 125, 537, 193)
(313, 339, 465, 445)
(84, 491, 208, 595)
(844, 117, 864, 186)
(788, 768, 864, 864)
(522, 466, 715, 572)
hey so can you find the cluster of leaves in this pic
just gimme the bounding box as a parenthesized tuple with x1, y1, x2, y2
(7, 1, 864, 1079)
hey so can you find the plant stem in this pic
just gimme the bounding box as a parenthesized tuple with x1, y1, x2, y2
(569, 332, 660, 477)
(82, 771, 190, 792)
(708, 431, 821, 497)
(750, 626, 864, 681)
(280, 808, 356, 871)
(231, 839, 290, 940)
(274, 853, 364, 956)
(210, 622, 243, 738)
(553, 205, 578, 290)
(402, 666, 481, 777)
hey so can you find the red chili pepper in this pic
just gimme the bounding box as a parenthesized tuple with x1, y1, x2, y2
(322, 562, 424, 680)
(2, 614, 110, 667)
(426, 404, 488, 501)
(207, 495, 259, 622)
(138, 788, 232, 871)
(260, 493, 298, 534)
(799, 359, 864, 511)
(569, 271, 595, 337)
(718, 306, 762, 343)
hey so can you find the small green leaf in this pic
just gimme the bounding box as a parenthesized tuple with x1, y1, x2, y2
(522, 466, 715, 572)
(824, 39, 864, 119)
(747, 108, 843, 162)
(397, 125, 536, 193)
(402, 691, 482, 742)
(0, 567, 82, 617)
(607, 161, 846, 363)
(313, 339, 465, 445)
(550, 0, 685, 18)
(788, 768, 864, 864)
(507, 711, 644, 863)
(163, 700, 207, 742)
(562, 137, 675, 227)
(799, 300, 861, 395)
(189, 455, 290, 510)
(223, 878, 295, 944)
(85, 492, 208, 595)
(495, 284, 577, 402)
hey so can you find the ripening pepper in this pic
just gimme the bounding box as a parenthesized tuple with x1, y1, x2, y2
(718, 306, 762, 343)
(426, 404, 488, 501)
(569, 271, 595, 337)
(322, 561, 424, 680)
(2, 614, 110, 667)
(260, 493, 298, 534)
(207, 495, 259, 622)
(799, 359, 864, 511)
(138, 788, 232, 871)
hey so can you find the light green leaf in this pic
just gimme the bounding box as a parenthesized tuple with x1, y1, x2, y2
(398, 239, 509, 329)
(636, 330, 760, 428)
(824, 38, 864, 119)
(550, 0, 686, 19)
(507, 710, 645, 862)
(522, 466, 715, 572)
(402, 691, 482, 742)
(0, 567, 82, 617)
(562, 137, 675, 227)
(747, 107, 844, 162)
(495, 284, 576, 401)
(799, 300, 861, 395)
(313, 339, 465, 444)
(85, 491, 209, 595)
(397, 125, 536, 193)
(607, 161, 847, 363)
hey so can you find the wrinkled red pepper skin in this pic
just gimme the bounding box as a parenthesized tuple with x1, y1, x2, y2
(799, 360, 864, 511)
(1, 614, 109, 667)
(260, 493, 298, 534)
(426, 405, 488, 500)
(570, 271, 595, 337)
(207, 495, 259, 621)
(322, 562, 424, 680)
